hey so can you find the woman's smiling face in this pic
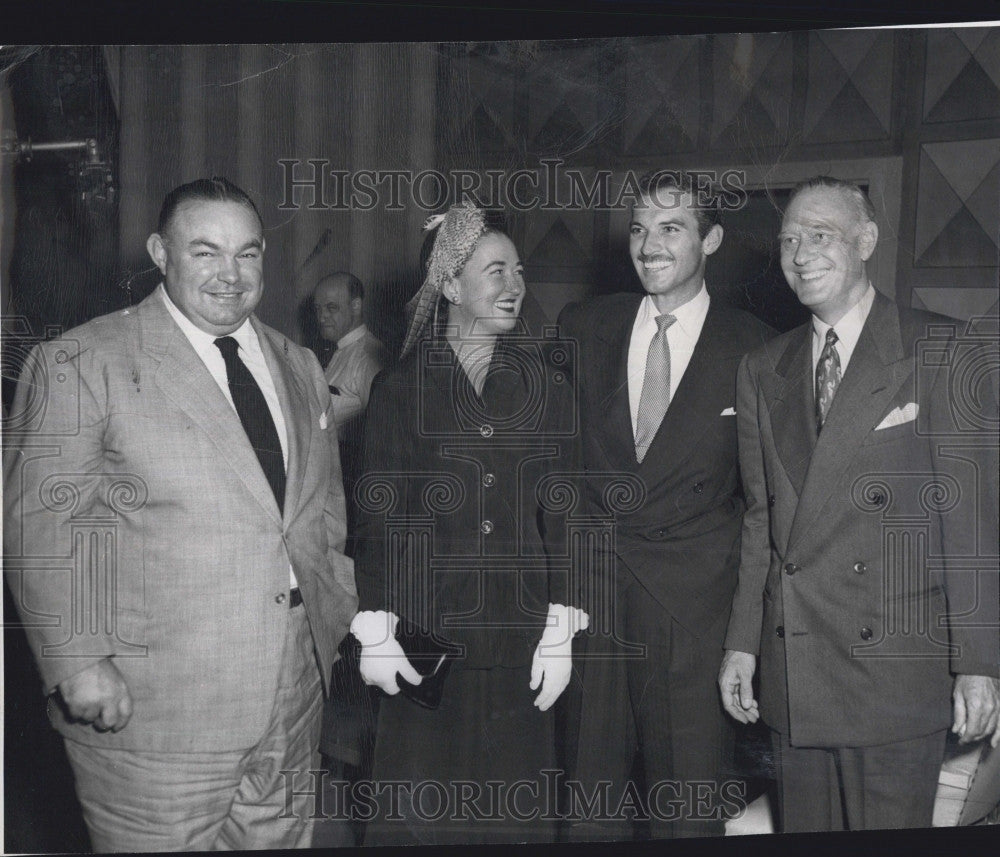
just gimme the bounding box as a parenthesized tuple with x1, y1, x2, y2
(448, 232, 525, 338)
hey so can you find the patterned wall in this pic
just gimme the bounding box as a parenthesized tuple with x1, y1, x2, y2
(104, 31, 998, 338)
(436, 29, 999, 322)
(115, 43, 437, 344)
(908, 27, 1000, 319)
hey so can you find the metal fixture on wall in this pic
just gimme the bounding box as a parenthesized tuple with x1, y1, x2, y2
(2, 132, 115, 206)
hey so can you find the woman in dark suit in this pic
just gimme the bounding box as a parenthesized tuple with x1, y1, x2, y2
(349, 203, 588, 845)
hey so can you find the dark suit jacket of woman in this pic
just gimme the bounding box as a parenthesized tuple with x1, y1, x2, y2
(354, 331, 580, 670)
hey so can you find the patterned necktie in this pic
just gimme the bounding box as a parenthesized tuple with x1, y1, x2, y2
(635, 313, 677, 464)
(214, 336, 286, 512)
(815, 327, 841, 433)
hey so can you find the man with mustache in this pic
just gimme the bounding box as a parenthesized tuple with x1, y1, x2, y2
(719, 176, 999, 831)
(3, 177, 358, 850)
(560, 170, 773, 839)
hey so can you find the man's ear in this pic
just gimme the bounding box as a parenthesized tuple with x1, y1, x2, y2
(702, 223, 724, 257)
(351, 296, 363, 314)
(146, 233, 167, 274)
(858, 221, 878, 261)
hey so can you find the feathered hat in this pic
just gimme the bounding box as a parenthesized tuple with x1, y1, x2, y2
(400, 201, 488, 359)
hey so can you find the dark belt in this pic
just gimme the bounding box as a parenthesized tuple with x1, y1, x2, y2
(289, 587, 303, 608)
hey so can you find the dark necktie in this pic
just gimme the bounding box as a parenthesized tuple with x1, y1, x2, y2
(634, 313, 677, 464)
(319, 341, 338, 370)
(214, 336, 286, 512)
(815, 327, 841, 433)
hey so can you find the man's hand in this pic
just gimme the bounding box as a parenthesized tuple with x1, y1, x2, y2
(952, 674, 1000, 747)
(718, 649, 759, 724)
(351, 610, 422, 695)
(57, 659, 133, 732)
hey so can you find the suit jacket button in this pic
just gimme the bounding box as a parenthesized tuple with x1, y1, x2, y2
(860, 627, 873, 641)
(768, 494, 776, 506)
(853, 561, 867, 574)
(693, 481, 704, 493)
(481, 520, 494, 534)
(784, 563, 799, 576)
(775, 625, 785, 638)
(480, 424, 494, 438)
(275, 593, 287, 605)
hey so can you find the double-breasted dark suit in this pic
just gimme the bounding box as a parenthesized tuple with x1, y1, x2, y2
(726, 291, 999, 740)
(724, 291, 999, 826)
(559, 292, 774, 837)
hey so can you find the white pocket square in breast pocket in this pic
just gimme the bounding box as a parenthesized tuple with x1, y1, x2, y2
(875, 401, 918, 430)
(720, 406, 736, 416)
(319, 410, 329, 430)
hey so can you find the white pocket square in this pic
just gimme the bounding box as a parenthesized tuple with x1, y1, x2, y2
(720, 407, 736, 416)
(875, 402, 918, 431)
(319, 411, 329, 430)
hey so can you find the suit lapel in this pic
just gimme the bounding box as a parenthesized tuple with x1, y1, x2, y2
(255, 320, 311, 524)
(594, 297, 641, 471)
(766, 325, 815, 497)
(138, 294, 282, 526)
(787, 295, 910, 549)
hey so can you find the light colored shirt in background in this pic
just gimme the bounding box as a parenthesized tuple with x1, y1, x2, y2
(324, 324, 384, 432)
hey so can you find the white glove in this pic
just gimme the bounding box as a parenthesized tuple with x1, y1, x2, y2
(529, 602, 589, 711)
(350, 610, 423, 695)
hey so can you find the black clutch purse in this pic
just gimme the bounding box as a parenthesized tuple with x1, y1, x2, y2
(393, 618, 462, 710)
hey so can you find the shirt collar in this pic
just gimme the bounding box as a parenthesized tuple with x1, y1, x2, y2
(811, 284, 875, 357)
(159, 283, 255, 357)
(639, 282, 710, 334)
(337, 323, 368, 349)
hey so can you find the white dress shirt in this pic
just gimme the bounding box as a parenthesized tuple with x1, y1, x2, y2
(628, 284, 711, 438)
(160, 284, 295, 585)
(324, 324, 383, 431)
(810, 285, 875, 378)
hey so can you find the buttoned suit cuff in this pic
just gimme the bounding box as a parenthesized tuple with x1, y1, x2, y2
(723, 627, 761, 658)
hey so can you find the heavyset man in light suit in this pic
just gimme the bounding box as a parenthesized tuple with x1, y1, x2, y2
(720, 176, 999, 831)
(3, 177, 358, 850)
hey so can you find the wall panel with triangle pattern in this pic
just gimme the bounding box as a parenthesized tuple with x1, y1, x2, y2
(435, 30, 998, 322)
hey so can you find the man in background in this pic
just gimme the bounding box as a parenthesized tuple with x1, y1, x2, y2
(311, 270, 384, 846)
(313, 271, 385, 436)
(312, 271, 386, 533)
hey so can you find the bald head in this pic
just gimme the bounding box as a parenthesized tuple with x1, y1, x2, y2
(313, 272, 364, 344)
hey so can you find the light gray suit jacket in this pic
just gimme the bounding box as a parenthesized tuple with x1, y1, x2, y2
(3, 290, 358, 752)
